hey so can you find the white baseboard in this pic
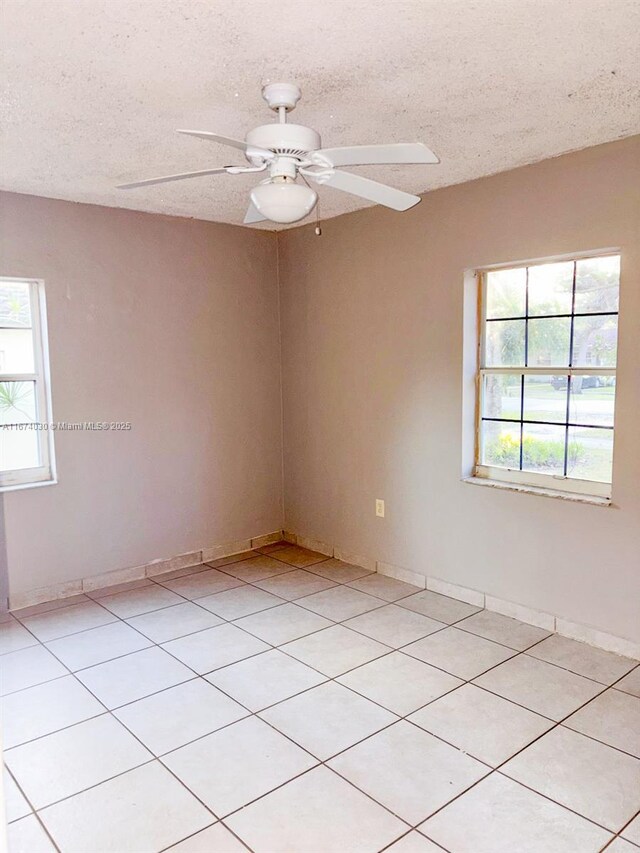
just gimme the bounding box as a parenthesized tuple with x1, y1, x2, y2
(296, 535, 334, 557)
(287, 531, 640, 662)
(377, 561, 426, 589)
(9, 530, 283, 611)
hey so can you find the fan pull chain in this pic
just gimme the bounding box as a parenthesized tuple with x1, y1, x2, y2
(314, 197, 322, 236)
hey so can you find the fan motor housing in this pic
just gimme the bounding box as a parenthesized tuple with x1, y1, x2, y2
(245, 124, 321, 161)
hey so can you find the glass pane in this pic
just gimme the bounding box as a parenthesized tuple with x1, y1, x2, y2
(0, 328, 35, 373)
(486, 268, 526, 319)
(521, 423, 566, 476)
(485, 319, 525, 367)
(523, 375, 567, 424)
(482, 374, 521, 421)
(566, 426, 613, 483)
(0, 428, 39, 472)
(481, 420, 520, 469)
(528, 261, 573, 317)
(575, 255, 620, 314)
(572, 315, 617, 367)
(528, 317, 571, 367)
(569, 376, 615, 426)
(0, 281, 32, 329)
(0, 381, 37, 425)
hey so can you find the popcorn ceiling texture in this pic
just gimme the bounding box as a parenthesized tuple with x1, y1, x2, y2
(1, 0, 639, 230)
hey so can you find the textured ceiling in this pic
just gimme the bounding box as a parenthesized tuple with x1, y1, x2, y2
(1, 0, 639, 230)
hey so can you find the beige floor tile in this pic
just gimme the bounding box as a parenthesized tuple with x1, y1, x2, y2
(338, 652, 462, 715)
(474, 655, 604, 720)
(527, 634, 637, 685)
(205, 550, 259, 568)
(218, 555, 294, 582)
(39, 762, 212, 853)
(45, 620, 152, 670)
(270, 545, 328, 568)
(0, 618, 39, 655)
(503, 726, 640, 832)
(18, 601, 117, 642)
(163, 716, 316, 817)
(160, 569, 243, 600)
(386, 832, 445, 852)
(206, 649, 326, 711)
(226, 765, 407, 852)
(296, 585, 384, 621)
(197, 585, 284, 620)
(87, 578, 152, 599)
(344, 604, 445, 648)
(7, 815, 57, 853)
(398, 590, 482, 624)
(403, 626, 516, 679)
(622, 813, 640, 845)
(5, 714, 152, 809)
(281, 624, 390, 677)
(420, 773, 611, 852)
(565, 689, 640, 757)
(11, 595, 90, 618)
(4, 768, 31, 822)
(114, 678, 247, 755)
(1, 675, 103, 748)
(253, 569, 336, 601)
(607, 838, 640, 852)
(330, 720, 487, 824)
(126, 602, 223, 644)
(305, 558, 374, 583)
(162, 624, 270, 674)
(75, 646, 193, 708)
(348, 574, 420, 602)
(166, 823, 248, 852)
(234, 602, 333, 646)
(458, 610, 551, 651)
(615, 666, 640, 698)
(255, 541, 289, 555)
(409, 683, 553, 766)
(96, 584, 185, 618)
(151, 563, 213, 582)
(261, 681, 397, 759)
(0, 645, 67, 695)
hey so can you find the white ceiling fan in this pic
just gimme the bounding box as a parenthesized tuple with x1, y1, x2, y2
(117, 82, 439, 225)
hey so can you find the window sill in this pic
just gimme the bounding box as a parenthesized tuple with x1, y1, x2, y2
(462, 476, 612, 507)
(0, 477, 58, 494)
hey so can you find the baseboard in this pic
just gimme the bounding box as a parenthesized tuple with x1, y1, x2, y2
(290, 530, 640, 661)
(8, 530, 283, 611)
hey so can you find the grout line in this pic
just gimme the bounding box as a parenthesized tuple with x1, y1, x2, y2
(4, 566, 639, 850)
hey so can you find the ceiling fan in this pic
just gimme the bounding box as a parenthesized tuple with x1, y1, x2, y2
(117, 82, 439, 225)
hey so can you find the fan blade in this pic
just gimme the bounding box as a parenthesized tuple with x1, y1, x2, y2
(311, 169, 420, 211)
(117, 167, 230, 189)
(312, 143, 439, 167)
(244, 202, 267, 224)
(177, 130, 273, 160)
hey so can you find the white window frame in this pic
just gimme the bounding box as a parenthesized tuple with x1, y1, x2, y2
(0, 277, 56, 491)
(474, 252, 619, 500)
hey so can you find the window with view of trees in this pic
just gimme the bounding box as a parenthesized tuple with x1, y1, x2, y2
(475, 253, 619, 498)
(0, 278, 55, 490)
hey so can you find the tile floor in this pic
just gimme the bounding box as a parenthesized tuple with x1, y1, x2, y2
(1, 542, 639, 853)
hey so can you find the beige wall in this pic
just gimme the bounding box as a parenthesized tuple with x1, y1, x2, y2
(278, 136, 640, 644)
(0, 192, 283, 597)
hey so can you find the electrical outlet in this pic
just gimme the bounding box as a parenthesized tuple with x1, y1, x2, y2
(375, 499, 385, 518)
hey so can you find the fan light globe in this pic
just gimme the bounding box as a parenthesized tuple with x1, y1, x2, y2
(250, 181, 317, 224)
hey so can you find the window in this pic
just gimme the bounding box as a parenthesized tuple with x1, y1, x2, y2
(475, 253, 619, 499)
(0, 278, 56, 490)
